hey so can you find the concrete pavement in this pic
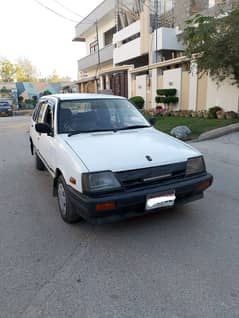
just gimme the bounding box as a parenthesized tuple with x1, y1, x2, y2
(0, 116, 239, 318)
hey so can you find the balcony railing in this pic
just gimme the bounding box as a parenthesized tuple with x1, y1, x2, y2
(77, 44, 113, 71)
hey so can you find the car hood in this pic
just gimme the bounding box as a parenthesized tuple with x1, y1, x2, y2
(0, 105, 10, 110)
(63, 128, 201, 172)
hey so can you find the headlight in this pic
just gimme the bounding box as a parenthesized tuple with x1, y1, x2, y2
(82, 171, 121, 193)
(186, 157, 205, 176)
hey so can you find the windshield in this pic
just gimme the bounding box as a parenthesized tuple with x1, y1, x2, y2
(58, 98, 150, 135)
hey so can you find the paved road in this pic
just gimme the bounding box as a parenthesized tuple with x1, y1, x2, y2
(0, 116, 239, 318)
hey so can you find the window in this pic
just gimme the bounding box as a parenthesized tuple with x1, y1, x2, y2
(89, 40, 98, 54)
(58, 99, 150, 134)
(37, 102, 48, 123)
(32, 104, 40, 121)
(44, 105, 54, 129)
(122, 33, 140, 45)
(104, 27, 116, 46)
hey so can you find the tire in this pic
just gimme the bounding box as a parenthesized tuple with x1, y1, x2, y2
(35, 152, 45, 171)
(57, 175, 82, 224)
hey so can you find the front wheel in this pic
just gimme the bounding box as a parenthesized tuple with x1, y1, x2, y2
(57, 175, 82, 224)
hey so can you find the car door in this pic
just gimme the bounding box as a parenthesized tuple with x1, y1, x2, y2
(30, 101, 48, 150)
(37, 101, 56, 175)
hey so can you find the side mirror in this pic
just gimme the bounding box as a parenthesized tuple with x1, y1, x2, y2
(149, 117, 156, 126)
(35, 123, 52, 135)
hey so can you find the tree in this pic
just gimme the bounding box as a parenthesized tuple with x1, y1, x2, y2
(42, 90, 52, 96)
(47, 70, 61, 82)
(183, 7, 239, 86)
(0, 59, 16, 82)
(16, 57, 39, 82)
(47, 70, 71, 82)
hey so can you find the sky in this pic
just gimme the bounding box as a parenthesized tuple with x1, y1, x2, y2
(0, 0, 102, 80)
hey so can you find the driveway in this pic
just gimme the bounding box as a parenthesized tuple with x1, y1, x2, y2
(0, 116, 239, 318)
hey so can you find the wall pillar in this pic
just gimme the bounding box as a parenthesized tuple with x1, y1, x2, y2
(105, 74, 110, 90)
(99, 76, 104, 91)
(128, 70, 132, 99)
(151, 68, 158, 109)
(188, 62, 198, 111)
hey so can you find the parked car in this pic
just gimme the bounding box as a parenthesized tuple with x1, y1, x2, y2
(0, 102, 13, 116)
(29, 94, 213, 224)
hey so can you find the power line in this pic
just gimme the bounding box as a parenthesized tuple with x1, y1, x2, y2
(49, 0, 94, 21)
(33, 0, 78, 23)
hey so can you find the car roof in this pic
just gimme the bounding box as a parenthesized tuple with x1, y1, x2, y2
(43, 93, 126, 101)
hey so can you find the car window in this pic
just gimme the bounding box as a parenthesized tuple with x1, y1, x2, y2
(32, 104, 40, 121)
(58, 99, 150, 134)
(43, 105, 54, 128)
(37, 102, 48, 123)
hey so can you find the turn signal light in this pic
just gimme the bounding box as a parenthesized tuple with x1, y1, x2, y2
(69, 177, 76, 185)
(96, 202, 116, 211)
(197, 180, 210, 190)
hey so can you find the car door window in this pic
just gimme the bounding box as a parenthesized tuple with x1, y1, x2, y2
(37, 102, 48, 123)
(43, 104, 54, 129)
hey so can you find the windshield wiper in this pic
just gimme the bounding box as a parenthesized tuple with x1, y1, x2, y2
(118, 125, 150, 131)
(68, 129, 118, 137)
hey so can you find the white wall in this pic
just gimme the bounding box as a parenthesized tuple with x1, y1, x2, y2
(163, 68, 182, 109)
(113, 21, 141, 65)
(153, 27, 184, 52)
(85, 15, 115, 55)
(207, 77, 239, 112)
(114, 38, 141, 64)
(136, 74, 147, 104)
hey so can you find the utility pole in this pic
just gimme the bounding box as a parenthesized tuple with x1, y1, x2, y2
(155, 0, 159, 63)
(95, 20, 101, 93)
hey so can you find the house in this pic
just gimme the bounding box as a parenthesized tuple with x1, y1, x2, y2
(74, 0, 239, 112)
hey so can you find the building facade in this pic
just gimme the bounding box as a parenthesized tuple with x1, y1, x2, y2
(74, 0, 239, 112)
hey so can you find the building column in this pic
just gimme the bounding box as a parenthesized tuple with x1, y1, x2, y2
(105, 74, 110, 90)
(99, 75, 104, 91)
(188, 62, 198, 111)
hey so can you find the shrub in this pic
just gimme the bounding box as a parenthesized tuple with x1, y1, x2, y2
(208, 106, 223, 119)
(42, 90, 52, 96)
(225, 111, 238, 119)
(157, 89, 177, 97)
(129, 96, 145, 109)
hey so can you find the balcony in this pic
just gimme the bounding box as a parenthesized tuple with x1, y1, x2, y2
(77, 44, 113, 71)
(113, 20, 141, 65)
(153, 27, 184, 52)
(74, 0, 115, 41)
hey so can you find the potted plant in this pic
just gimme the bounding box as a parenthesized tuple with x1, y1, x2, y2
(216, 110, 225, 119)
(191, 111, 197, 118)
(208, 106, 223, 118)
(202, 111, 209, 118)
(225, 111, 238, 119)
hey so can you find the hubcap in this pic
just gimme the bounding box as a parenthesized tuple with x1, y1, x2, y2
(58, 183, 67, 216)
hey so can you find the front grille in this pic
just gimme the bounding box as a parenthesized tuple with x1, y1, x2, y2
(116, 162, 187, 190)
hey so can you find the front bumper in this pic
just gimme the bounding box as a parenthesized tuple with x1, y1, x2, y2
(0, 110, 12, 116)
(68, 173, 213, 224)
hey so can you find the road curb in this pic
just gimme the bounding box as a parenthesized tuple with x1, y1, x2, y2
(194, 122, 239, 142)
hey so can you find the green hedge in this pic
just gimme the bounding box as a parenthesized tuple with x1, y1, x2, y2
(129, 96, 145, 109)
(155, 96, 179, 104)
(157, 89, 177, 97)
(208, 106, 223, 119)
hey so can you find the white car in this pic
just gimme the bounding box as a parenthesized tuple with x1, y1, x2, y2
(29, 94, 213, 224)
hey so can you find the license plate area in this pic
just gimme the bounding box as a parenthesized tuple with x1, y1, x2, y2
(146, 191, 176, 210)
